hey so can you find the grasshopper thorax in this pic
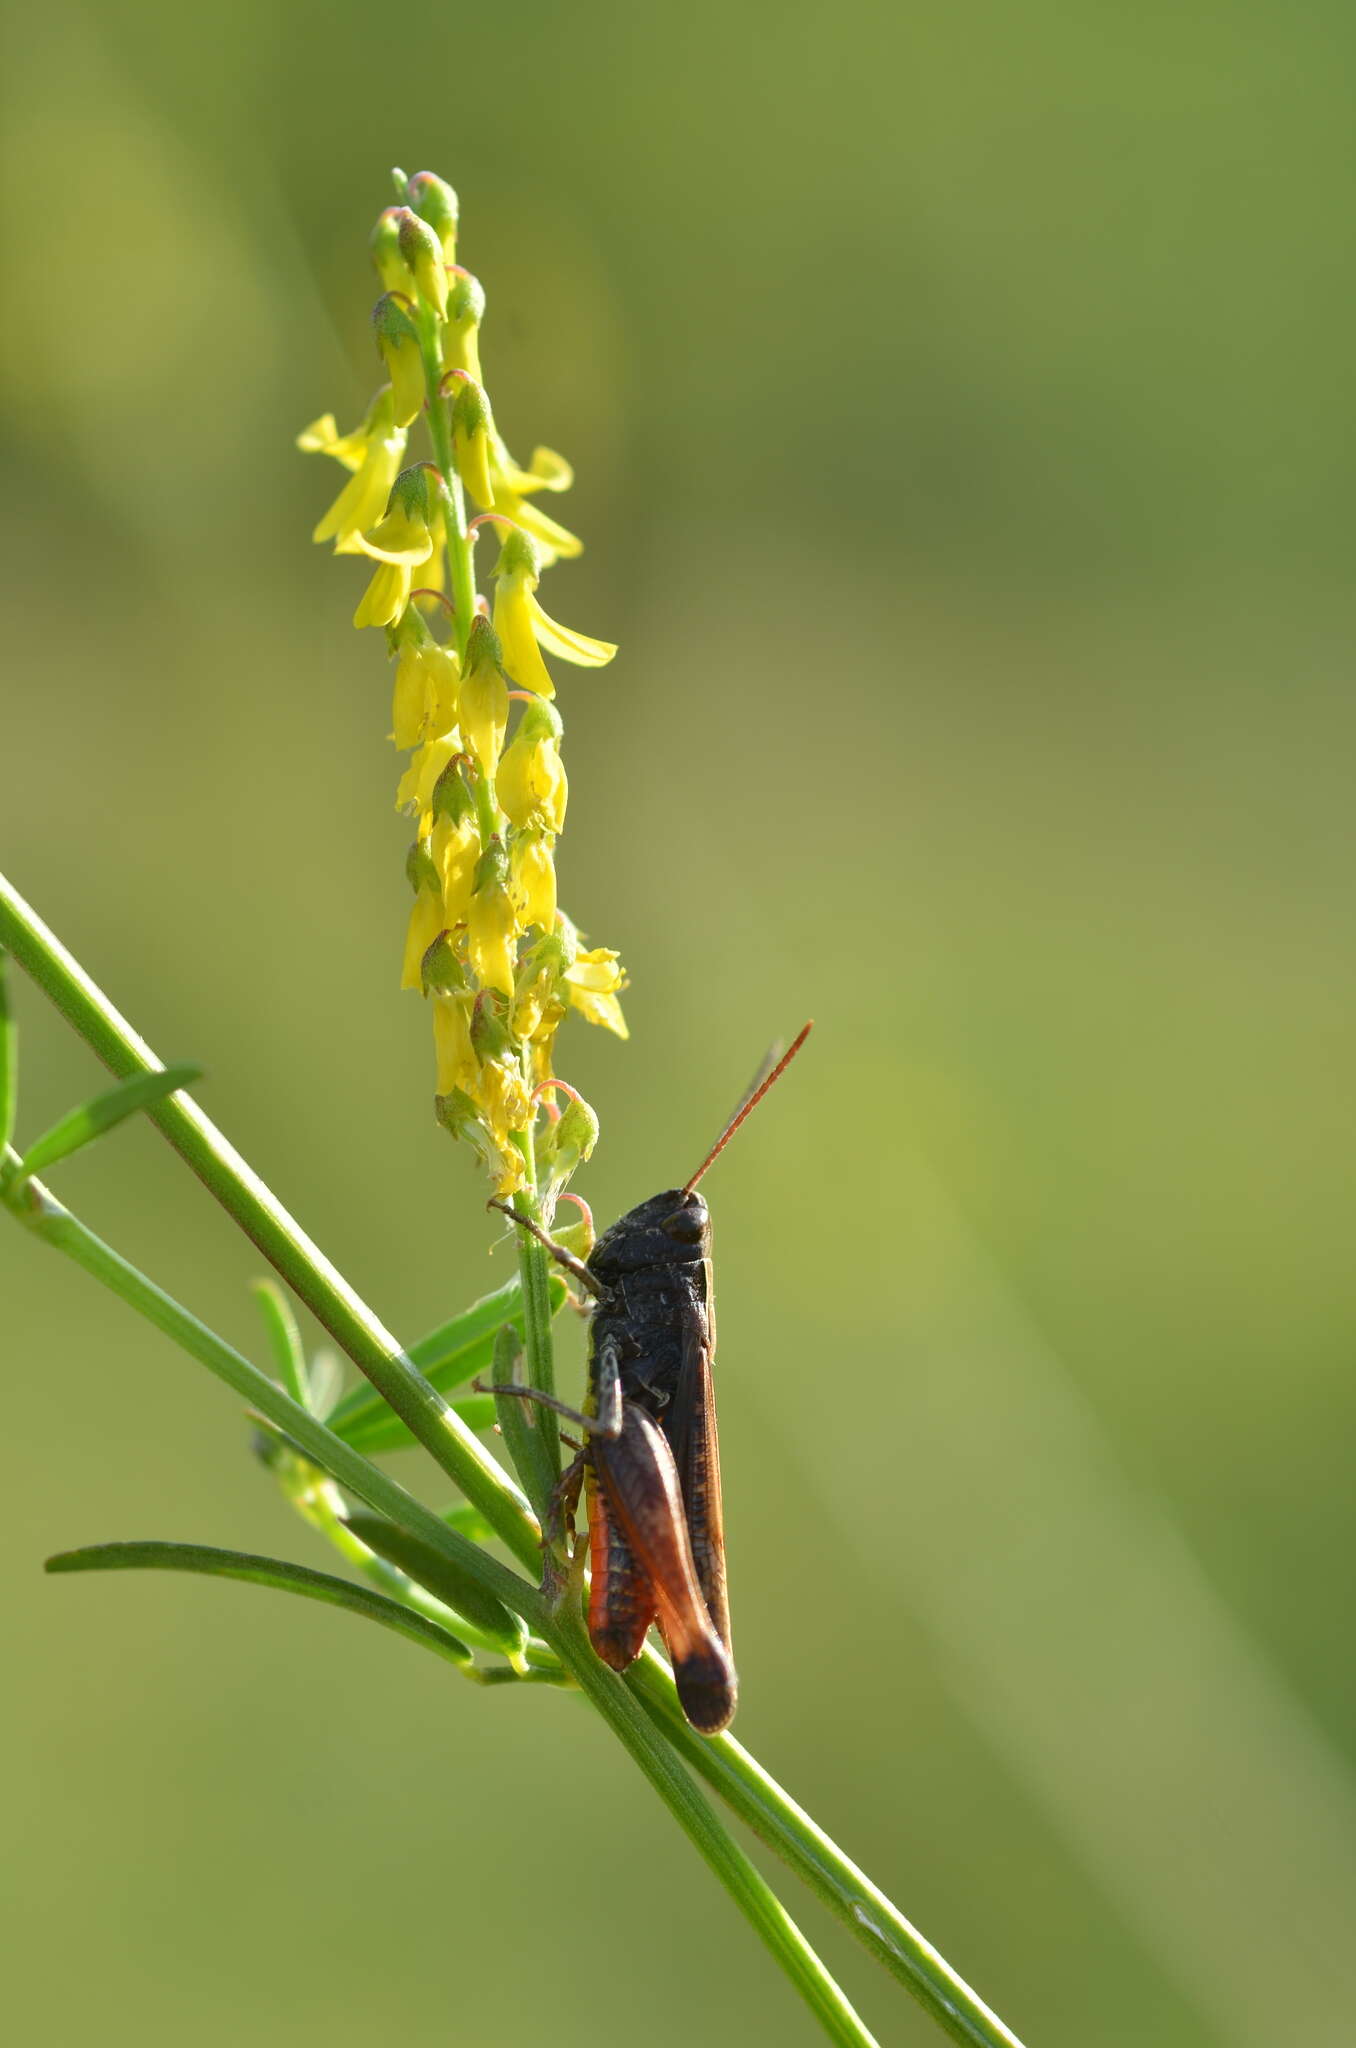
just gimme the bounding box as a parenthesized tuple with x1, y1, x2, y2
(588, 1188, 710, 1281)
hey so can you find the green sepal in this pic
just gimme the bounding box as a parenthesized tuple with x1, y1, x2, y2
(419, 931, 470, 998)
(431, 756, 476, 827)
(325, 1272, 566, 1455)
(406, 170, 459, 254)
(13, 1062, 202, 1183)
(493, 526, 540, 583)
(405, 836, 441, 896)
(343, 1513, 526, 1658)
(44, 1539, 474, 1668)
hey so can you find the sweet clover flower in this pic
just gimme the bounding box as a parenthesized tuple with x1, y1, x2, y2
(300, 168, 625, 1198)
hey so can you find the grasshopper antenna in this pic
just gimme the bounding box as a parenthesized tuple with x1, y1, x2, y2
(684, 1021, 813, 1195)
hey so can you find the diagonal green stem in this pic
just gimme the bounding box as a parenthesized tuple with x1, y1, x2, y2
(0, 871, 540, 1575)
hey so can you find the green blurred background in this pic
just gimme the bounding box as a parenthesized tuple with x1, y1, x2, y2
(4, 2, 1356, 2042)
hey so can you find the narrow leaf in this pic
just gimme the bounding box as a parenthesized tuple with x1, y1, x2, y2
(0, 949, 16, 1157)
(343, 1512, 528, 1659)
(327, 1272, 566, 1454)
(46, 1539, 474, 1666)
(251, 1279, 310, 1408)
(17, 1063, 203, 1180)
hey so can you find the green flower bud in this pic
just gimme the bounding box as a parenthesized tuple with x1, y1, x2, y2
(371, 207, 415, 295)
(406, 171, 459, 259)
(396, 206, 449, 316)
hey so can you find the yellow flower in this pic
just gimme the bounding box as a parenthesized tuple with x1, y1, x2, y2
(449, 375, 495, 510)
(371, 207, 416, 296)
(497, 698, 567, 832)
(509, 828, 557, 933)
(468, 840, 519, 998)
(372, 294, 426, 428)
(430, 758, 480, 927)
(490, 444, 582, 565)
(432, 992, 477, 1095)
(350, 465, 441, 630)
(308, 389, 407, 549)
(457, 617, 509, 776)
(565, 946, 629, 1038)
(396, 733, 461, 828)
(401, 888, 445, 990)
(441, 270, 485, 384)
(296, 413, 366, 472)
(491, 529, 616, 699)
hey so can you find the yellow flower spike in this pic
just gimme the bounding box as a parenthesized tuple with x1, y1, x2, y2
(406, 170, 459, 262)
(311, 389, 407, 548)
(448, 375, 496, 510)
(565, 946, 630, 1038)
(396, 206, 449, 317)
(372, 294, 426, 429)
(468, 839, 520, 998)
(371, 206, 417, 295)
(509, 828, 557, 933)
(441, 270, 485, 384)
(458, 615, 510, 776)
(497, 697, 567, 831)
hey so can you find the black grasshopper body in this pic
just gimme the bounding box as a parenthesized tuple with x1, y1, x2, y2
(583, 1185, 735, 1734)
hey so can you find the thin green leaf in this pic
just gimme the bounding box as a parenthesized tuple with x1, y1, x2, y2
(250, 1279, 309, 1408)
(16, 1062, 203, 1180)
(0, 949, 16, 1158)
(327, 1272, 566, 1454)
(45, 1539, 474, 1666)
(343, 1511, 528, 1660)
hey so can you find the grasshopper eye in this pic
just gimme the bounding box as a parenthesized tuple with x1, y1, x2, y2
(662, 1205, 705, 1244)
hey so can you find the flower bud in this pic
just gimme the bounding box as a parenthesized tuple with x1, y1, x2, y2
(396, 206, 449, 316)
(407, 171, 459, 260)
(372, 294, 425, 428)
(371, 207, 416, 295)
(441, 270, 485, 383)
(536, 1092, 599, 1195)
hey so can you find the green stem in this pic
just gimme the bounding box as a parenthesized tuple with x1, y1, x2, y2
(627, 1654, 1023, 2048)
(3, 1143, 542, 1634)
(417, 312, 476, 662)
(0, 947, 16, 1156)
(0, 872, 540, 1576)
(548, 1610, 882, 2048)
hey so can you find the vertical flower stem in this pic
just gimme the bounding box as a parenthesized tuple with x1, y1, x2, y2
(417, 311, 476, 661)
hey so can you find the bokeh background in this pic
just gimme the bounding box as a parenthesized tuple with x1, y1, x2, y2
(4, 3, 1356, 2043)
